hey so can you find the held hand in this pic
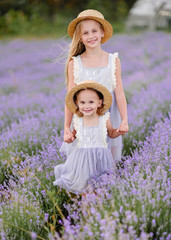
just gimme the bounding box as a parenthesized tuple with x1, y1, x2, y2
(117, 122, 129, 135)
(72, 129, 77, 139)
(64, 128, 76, 143)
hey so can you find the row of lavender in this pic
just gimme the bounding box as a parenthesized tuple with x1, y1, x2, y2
(1, 113, 170, 239)
(0, 32, 171, 239)
(62, 114, 171, 240)
(0, 39, 66, 183)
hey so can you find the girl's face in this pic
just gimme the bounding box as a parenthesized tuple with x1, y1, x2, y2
(80, 20, 104, 49)
(76, 89, 102, 117)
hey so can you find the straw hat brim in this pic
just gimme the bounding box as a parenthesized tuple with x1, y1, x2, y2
(68, 16, 113, 44)
(65, 80, 112, 114)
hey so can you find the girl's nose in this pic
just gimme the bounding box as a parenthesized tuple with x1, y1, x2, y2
(85, 103, 90, 108)
(88, 32, 93, 38)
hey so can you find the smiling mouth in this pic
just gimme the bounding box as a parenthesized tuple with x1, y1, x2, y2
(88, 40, 96, 43)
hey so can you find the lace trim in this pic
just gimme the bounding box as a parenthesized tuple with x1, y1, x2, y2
(102, 112, 110, 147)
(111, 52, 118, 91)
(72, 57, 79, 84)
(73, 114, 81, 147)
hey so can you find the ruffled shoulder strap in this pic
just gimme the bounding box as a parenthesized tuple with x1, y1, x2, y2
(101, 112, 110, 147)
(72, 56, 80, 84)
(73, 114, 81, 147)
(111, 52, 119, 91)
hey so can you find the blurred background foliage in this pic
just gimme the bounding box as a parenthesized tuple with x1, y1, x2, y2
(0, 0, 134, 38)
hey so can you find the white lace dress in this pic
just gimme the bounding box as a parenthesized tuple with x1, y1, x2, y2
(72, 52, 122, 161)
(54, 113, 113, 194)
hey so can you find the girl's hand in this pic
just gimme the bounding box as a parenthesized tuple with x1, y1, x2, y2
(64, 128, 75, 143)
(117, 122, 129, 135)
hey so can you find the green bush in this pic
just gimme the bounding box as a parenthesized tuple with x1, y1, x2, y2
(0, 10, 29, 35)
(0, 9, 67, 37)
(0, 9, 125, 38)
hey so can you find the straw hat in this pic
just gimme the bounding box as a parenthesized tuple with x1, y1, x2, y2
(68, 9, 113, 44)
(65, 80, 112, 114)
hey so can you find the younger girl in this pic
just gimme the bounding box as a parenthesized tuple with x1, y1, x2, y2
(64, 9, 128, 162)
(54, 80, 125, 194)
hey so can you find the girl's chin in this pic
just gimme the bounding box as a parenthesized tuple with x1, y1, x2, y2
(82, 110, 94, 116)
(82, 111, 97, 117)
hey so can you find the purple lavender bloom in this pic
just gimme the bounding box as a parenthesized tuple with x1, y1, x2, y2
(0, 32, 171, 239)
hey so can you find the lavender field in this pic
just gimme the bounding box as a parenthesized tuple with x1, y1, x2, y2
(0, 32, 171, 240)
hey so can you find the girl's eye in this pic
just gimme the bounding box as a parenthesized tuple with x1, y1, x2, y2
(90, 101, 94, 103)
(83, 32, 88, 35)
(80, 101, 85, 104)
(93, 29, 97, 33)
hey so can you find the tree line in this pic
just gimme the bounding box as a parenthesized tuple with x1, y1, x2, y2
(0, 0, 137, 21)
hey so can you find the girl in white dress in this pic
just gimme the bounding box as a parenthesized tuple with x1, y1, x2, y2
(64, 9, 128, 163)
(54, 80, 125, 194)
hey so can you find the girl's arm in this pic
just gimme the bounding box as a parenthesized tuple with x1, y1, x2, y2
(64, 59, 76, 143)
(114, 57, 129, 133)
(106, 118, 125, 138)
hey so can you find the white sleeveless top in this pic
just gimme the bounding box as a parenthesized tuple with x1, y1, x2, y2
(73, 112, 110, 149)
(72, 52, 118, 92)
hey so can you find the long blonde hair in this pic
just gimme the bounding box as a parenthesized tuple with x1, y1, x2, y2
(66, 21, 85, 86)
